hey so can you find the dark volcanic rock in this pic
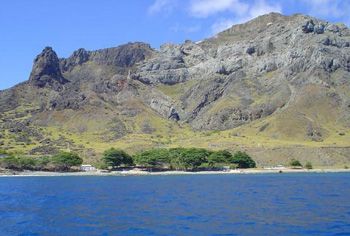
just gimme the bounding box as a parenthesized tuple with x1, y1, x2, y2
(246, 46, 256, 55)
(302, 20, 325, 34)
(29, 47, 68, 89)
(29, 145, 59, 155)
(168, 107, 180, 121)
(3, 121, 44, 141)
(60, 48, 90, 72)
(302, 20, 315, 33)
(89, 42, 154, 68)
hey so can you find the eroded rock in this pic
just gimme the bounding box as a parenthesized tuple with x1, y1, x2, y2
(29, 47, 68, 89)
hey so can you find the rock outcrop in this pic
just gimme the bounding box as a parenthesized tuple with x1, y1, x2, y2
(60, 48, 90, 72)
(29, 47, 68, 89)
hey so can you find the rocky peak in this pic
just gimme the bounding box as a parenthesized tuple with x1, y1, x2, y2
(218, 12, 286, 36)
(29, 47, 68, 88)
(89, 42, 154, 68)
(60, 48, 90, 72)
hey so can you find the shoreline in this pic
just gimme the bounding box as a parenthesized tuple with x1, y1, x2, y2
(1, 168, 350, 177)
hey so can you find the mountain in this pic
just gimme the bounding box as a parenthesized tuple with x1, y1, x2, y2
(0, 13, 349, 167)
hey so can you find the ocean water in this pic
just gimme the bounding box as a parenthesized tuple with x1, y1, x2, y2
(0, 173, 350, 236)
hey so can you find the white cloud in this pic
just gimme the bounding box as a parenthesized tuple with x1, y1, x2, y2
(189, 0, 249, 18)
(304, 0, 346, 18)
(148, 0, 176, 15)
(302, 0, 350, 26)
(249, 0, 282, 19)
(210, 0, 282, 34)
(171, 24, 202, 33)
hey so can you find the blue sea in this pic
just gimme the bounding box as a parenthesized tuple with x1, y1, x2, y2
(0, 173, 350, 236)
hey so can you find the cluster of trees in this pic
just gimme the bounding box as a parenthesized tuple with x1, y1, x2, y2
(0, 147, 256, 172)
(101, 148, 256, 171)
(0, 152, 83, 172)
(1, 147, 317, 173)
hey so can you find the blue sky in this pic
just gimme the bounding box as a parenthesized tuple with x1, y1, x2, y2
(0, 0, 349, 90)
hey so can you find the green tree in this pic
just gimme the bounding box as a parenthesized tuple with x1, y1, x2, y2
(207, 150, 233, 166)
(289, 159, 302, 168)
(232, 151, 256, 168)
(305, 162, 313, 169)
(133, 149, 170, 168)
(168, 148, 186, 170)
(52, 152, 83, 171)
(169, 148, 209, 170)
(102, 148, 133, 168)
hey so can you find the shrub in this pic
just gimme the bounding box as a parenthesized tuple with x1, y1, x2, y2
(231, 151, 256, 168)
(0, 155, 39, 171)
(0, 149, 7, 155)
(18, 157, 37, 170)
(0, 156, 21, 170)
(102, 148, 133, 168)
(35, 156, 52, 170)
(289, 159, 302, 168)
(305, 162, 313, 169)
(95, 162, 109, 170)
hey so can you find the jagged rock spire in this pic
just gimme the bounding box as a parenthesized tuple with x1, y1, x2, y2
(29, 47, 68, 88)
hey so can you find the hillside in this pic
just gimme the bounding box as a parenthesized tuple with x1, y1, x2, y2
(0, 13, 349, 167)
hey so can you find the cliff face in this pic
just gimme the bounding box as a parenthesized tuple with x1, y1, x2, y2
(29, 47, 68, 89)
(0, 13, 349, 165)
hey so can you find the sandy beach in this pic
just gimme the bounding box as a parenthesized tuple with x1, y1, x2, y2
(1, 168, 350, 177)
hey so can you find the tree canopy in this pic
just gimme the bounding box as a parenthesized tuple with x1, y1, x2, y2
(169, 148, 210, 170)
(102, 148, 133, 168)
(133, 148, 170, 168)
(289, 159, 302, 167)
(52, 152, 83, 171)
(231, 151, 256, 168)
(0, 147, 257, 172)
(132, 148, 256, 170)
(207, 150, 233, 166)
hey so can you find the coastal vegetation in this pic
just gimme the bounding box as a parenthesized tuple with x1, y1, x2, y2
(51, 152, 83, 171)
(289, 159, 303, 168)
(130, 148, 255, 171)
(0, 147, 257, 172)
(231, 151, 257, 168)
(305, 162, 313, 169)
(0, 152, 82, 171)
(102, 148, 133, 169)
